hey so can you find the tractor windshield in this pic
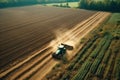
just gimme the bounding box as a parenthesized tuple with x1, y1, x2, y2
(55, 49, 61, 55)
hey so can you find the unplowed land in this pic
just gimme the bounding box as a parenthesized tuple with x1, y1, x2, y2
(0, 5, 110, 80)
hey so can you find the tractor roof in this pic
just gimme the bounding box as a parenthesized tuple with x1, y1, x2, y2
(58, 44, 64, 48)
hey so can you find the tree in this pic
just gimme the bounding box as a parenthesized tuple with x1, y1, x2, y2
(79, 0, 120, 12)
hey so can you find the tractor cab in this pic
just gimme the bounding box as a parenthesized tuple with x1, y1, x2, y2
(52, 43, 66, 59)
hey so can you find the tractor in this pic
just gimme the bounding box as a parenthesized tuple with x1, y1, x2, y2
(52, 43, 73, 59)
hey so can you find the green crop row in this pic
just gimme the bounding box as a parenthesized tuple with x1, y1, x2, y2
(90, 59, 101, 74)
(59, 71, 71, 80)
(73, 39, 99, 70)
(103, 49, 111, 64)
(95, 43, 112, 78)
(89, 36, 107, 59)
(95, 65, 104, 77)
(72, 60, 92, 80)
(90, 35, 112, 74)
(97, 38, 112, 60)
(67, 37, 97, 70)
(115, 59, 120, 80)
(72, 34, 112, 80)
(71, 37, 105, 80)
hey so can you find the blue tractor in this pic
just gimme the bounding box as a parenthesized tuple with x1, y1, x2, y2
(52, 43, 73, 59)
(52, 44, 66, 59)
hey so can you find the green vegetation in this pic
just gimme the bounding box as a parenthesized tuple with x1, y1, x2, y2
(115, 59, 120, 80)
(67, 37, 97, 71)
(79, 0, 120, 12)
(45, 2, 79, 8)
(72, 34, 112, 80)
(71, 13, 120, 80)
(107, 13, 120, 24)
(0, 0, 79, 8)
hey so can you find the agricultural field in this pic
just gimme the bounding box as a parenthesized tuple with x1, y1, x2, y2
(44, 13, 120, 80)
(0, 5, 112, 80)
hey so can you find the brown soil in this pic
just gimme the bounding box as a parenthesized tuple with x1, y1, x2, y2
(0, 5, 96, 69)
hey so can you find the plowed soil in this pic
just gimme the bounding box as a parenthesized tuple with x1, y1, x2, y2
(0, 5, 96, 69)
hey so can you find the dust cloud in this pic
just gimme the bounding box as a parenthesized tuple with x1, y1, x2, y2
(49, 27, 80, 54)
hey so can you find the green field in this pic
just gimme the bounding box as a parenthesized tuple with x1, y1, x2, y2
(107, 13, 120, 24)
(44, 2, 79, 8)
(71, 13, 120, 80)
(0, 0, 7, 3)
(70, 13, 120, 80)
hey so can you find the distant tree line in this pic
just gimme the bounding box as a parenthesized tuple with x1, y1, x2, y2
(52, 2, 70, 8)
(79, 0, 120, 12)
(0, 0, 79, 8)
